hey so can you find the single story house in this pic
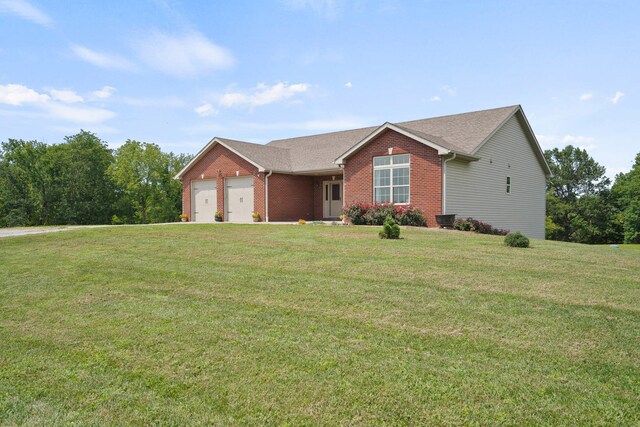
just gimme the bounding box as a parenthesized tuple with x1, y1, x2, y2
(175, 105, 551, 238)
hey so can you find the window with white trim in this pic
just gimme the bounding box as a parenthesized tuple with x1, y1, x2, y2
(506, 176, 511, 194)
(373, 153, 410, 203)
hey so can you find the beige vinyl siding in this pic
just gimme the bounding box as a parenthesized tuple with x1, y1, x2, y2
(445, 115, 547, 239)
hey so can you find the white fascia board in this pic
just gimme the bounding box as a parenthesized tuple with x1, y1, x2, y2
(174, 137, 265, 180)
(334, 122, 450, 165)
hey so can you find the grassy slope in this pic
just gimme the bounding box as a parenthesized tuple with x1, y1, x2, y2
(1, 225, 639, 425)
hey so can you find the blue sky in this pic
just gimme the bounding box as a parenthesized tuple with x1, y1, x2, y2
(1, 0, 638, 178)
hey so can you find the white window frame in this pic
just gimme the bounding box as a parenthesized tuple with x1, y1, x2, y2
(372, 154, 410, 204)
(506, 176, 511, 194)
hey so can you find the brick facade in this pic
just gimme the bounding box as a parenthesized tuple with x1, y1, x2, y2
(181, 144, 265, 221)
(342, 129, 442, 227)
(181, 131, 442, 226)
(267, 174, 314, 221)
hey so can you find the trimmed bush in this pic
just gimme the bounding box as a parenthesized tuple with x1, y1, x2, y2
(343, 203, 425, 226)
(453, 217, 509, 236)
(379, 216, 401, 239)
(504, 231, 530, 248)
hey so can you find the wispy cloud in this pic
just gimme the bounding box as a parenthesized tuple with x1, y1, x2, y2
(220, 82, 310, 108)
(610, 91, 625, 104)
(579, 93, 593, 101)
(194, 102, 218, 117)
(235, 117, 370, 132)
(71, 45, 136, 71)
(283, 0, 341, 18)
(49, 89, 83, 103)
(0, 0, 52, 27)
(0, 83, 115, 124)
(429, 95, 441, 102)
(536, 134, 595, 149)
(92, 86, 116, 99)
(440, 85, 457, 96)
(132, 31, 234, 78)
(0, 83, 50, 105)
(345, 82, 352, 88)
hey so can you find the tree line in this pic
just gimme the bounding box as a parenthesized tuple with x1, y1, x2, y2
(545, 146, 639, 244)
(0, 131, 192, 227)
(1, 131, 638, 244)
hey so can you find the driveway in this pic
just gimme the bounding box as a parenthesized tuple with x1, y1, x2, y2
(0, 225, 110, 238)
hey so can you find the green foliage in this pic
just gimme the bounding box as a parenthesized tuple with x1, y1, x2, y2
(453, 217, 509, 235)
(378, 216, 401, 239)
(544, 145, 622, 244)
(504, 231, 530, 248)
(344, 203, 425, 226)
(612, 153, 640, 244)
(0, 133, 192, 227)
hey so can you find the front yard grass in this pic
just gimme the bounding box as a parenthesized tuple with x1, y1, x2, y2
(1, 224, 639, 425)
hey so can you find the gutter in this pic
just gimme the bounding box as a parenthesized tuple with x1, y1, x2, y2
(442, 153, 456, 214)
(264, 170, 273, 222)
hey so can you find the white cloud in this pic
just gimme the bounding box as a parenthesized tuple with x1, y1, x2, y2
(133, 31, 234, 78)
(610, 91, 625, 104)
(283, 0, 340, 18)
(345, 82, 352, 88)
(562, 135, 594, 145)
(440, 85, 457, 96)
(235, 117, 370, 132)
(71, 45, 136, 71)
(536, 134, 595, 149)
(92, 86, 116, 99)
(429, 95, 441, 102)
(0, 83, 50, 105)
(194, 102, 218, 117)
(0, 83, 115, 124)
(220, 82, 310, 108)
(43, 103, 116, 124)
(0, 0, 52, 27)
(49, 89, 83, 103)
(579, 93, 593, 101)
(119, 96, 185, 107)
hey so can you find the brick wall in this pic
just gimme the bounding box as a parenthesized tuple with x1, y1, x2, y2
(343, 129, 442, 227)
(181, 143, 265, 221)
(267, 174, 314, 221)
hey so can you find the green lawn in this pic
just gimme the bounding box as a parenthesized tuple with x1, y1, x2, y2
(1, 224, 639, 425)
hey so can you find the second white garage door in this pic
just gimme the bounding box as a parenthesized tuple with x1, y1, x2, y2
(225, 176, 254, 223)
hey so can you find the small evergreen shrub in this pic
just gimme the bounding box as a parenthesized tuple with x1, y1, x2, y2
(453, 217, 509, 236)
(343, 203, 425, 226)
(504, 231, 530, 248)
(379, 216, 401, 239)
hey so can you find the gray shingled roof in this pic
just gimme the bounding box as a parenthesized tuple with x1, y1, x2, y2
(177, 105, 522, 177)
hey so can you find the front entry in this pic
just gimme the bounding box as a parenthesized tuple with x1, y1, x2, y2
(225, 176, 254, 223)
(323, 180, 343, 218)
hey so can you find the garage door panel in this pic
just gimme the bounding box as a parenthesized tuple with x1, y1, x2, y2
(225, 176, 254, 223)
(192, 179, 217, 222)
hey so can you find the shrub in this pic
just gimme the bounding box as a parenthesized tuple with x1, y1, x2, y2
(379, 216, 401, 239)
(343, 203, 425, 226)
(453, 217, 509, 236)
(298, 219, 306, 225)
(504, 231, 530, 248)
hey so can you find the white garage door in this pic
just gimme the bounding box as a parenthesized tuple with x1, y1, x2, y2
(225, 176, 254, 223)
(192, 179, 217, 222)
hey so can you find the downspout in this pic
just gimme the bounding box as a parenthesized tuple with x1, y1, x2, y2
(442, 153, 456, 214)
(264, 170, 273, 222)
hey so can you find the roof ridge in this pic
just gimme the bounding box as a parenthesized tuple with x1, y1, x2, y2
(396, 105, 520, 126)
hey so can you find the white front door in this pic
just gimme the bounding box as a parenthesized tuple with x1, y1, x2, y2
(225, 176, 254, 223)
(323, 180, 343, 218)
(192, 179, 217, 222)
